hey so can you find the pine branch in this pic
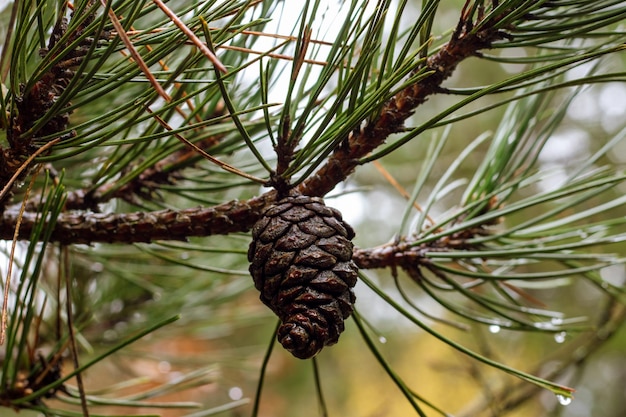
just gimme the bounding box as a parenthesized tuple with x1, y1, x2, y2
(16, 115, 228, 212)
(299, 2, 510, 197)
(0, 3, 514, 244)
(0, 194, 272, 244)
(0, 3, 102, 209)
(351, 229, 488, 271)
(1, 2, 624, 414)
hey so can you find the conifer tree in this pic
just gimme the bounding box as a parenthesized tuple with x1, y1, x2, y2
(0, 1, 625, 416)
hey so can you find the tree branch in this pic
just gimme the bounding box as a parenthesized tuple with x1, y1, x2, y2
(1, 5, 511, 245)
(0, 194, 273, 244)
(299, 6, 507, 197)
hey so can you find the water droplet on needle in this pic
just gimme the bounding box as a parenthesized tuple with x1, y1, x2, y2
(556, 394, 572, 406)
(488, 324, 501, 334)
(550, 317, 563, 326)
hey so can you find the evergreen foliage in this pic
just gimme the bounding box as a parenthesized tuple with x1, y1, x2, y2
(0, 0, 625, 416)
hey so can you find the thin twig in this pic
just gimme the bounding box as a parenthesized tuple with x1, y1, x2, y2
(147, 109, 266, 184)
(0, 139, 61, 204)
(125, 26, 335, 46)
(124, 26, 332, 66)
(151, 0, 227, 73)
(1, 164, 42, 344)
(372, 160, 436, 227)
(103, 1, 172, 103)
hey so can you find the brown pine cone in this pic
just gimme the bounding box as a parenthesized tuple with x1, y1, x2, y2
(248, 194, 358, 359)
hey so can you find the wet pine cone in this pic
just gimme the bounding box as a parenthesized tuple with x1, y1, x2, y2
(248, 194, 358, 359)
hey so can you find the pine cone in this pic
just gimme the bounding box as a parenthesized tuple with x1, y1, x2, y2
(248, 194, 358, 359)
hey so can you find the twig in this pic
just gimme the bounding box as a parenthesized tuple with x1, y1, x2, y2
(103, 1, 172, 103)
(151, 0, 227, 73)
(1, 164, 42, 345)
(0, 139, 61, 205)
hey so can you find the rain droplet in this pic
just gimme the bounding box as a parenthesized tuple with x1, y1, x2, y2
(378, 336, 387, 344)
(157, 361, 171, 373)
(103, 329, 118, 341)
(90, 262, 104, 273)
(109, 299, 124, 314)
(550, 317, 563, 326)
(488, 325, 501, 334)
(228, 386, 243, 401)
(534, 321, 555, 330)
(556, 394, 572, 406)
(554, 331, 567, 344)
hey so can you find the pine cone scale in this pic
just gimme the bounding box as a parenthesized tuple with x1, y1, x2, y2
(257, 216, 291, 242)
(297, 216, 338, 237)
(317, 236, 353, 260)
(274, 225, 317, 250)
(294, 245, 337, 268)
(322, 216, 351, 238)
(279, 206, 314, 223)
(309, 271, 350, 293)
(332, 263, 359, 285)
(282, 266, 318, 287)
(263, 250, 295, 276)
